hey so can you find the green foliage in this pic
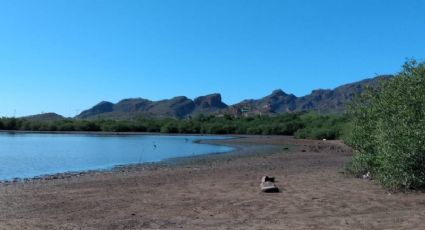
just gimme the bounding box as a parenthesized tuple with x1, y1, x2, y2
(2, 118, 19, 130)
(178, 120, 201, 134)
(294, 113, 348, 140)
(0, 112, 348, 140)
(346, 60, 425, 190)
(160, 120, 179, 133)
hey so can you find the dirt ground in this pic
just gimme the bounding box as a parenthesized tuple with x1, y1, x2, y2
(0, 135, 424, 230)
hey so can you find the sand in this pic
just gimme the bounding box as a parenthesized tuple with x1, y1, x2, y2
(0, 135, 424, 230)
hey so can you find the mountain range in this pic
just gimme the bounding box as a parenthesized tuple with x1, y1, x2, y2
(24, 75, 391, 120)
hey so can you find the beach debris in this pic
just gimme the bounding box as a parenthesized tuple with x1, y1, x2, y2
(261, 176, 279, 193)
(262, 176, 275, 183)
(362, 172, 371, 180)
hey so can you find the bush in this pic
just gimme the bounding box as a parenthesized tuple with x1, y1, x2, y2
(3, 118, 18, 130)
(178, 121, 200, 133)
(346, 60, 425, 190)
(160, 121, 179, 133)
(113, 123, 132, 132)
(58, 122, 76, 131)
(295, 127, 339, 140)
(79, 121, 101, 131)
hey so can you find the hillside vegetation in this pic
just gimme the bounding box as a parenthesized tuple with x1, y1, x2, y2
(0, 112, 348, 140)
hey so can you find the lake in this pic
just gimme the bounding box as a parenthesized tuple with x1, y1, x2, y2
(0, 133, 233, 180)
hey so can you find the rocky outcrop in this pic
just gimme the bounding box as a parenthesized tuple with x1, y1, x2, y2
(194, 93, 227, 109)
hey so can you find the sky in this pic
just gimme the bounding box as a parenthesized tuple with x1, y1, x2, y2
(1, 0, 424, 117)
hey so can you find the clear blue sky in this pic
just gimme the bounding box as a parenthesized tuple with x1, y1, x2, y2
(1, 0, 424, 117)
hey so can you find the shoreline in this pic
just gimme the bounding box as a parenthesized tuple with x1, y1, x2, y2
(1, 136, 424, 229)
(0, 129, 232, 136)
(0, 134, 246, 184)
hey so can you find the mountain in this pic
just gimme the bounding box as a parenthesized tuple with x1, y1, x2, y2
(76, 93, 228, 120)
(76, 75, 391, 119)
(227, 75, 390, 116)
(22, 113, 66, 121)
(295, 76, 389, 113)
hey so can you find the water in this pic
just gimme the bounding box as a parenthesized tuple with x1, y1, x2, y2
(0, 133, 233, 180)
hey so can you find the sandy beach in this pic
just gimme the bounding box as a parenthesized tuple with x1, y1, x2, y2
(1, 135, 424, 230)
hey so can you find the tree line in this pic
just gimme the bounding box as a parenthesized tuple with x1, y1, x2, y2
(0, 112, 349, 140)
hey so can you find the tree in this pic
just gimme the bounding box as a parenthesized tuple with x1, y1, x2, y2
(346, 60, 425, 190)
(3, 118, 18, 130)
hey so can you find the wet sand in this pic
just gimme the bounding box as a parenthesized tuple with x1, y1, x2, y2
(1, 135, 424, 229)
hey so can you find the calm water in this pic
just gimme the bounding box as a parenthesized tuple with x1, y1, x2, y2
(0, 133, 233, 180)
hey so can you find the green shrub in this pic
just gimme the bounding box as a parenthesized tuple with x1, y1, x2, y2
(3, 118, 18, 130)
(160, 121, 179, 133)
(178, 121, 200, 133)
(294, 127, 339, 140)
(346, 60, 425, 190)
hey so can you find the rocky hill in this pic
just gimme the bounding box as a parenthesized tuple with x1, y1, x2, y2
(76, 75, 391, 119)
(22, 113, 66, 121)
(76, 94, 228, 119)
(228, 75, 390, 116)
